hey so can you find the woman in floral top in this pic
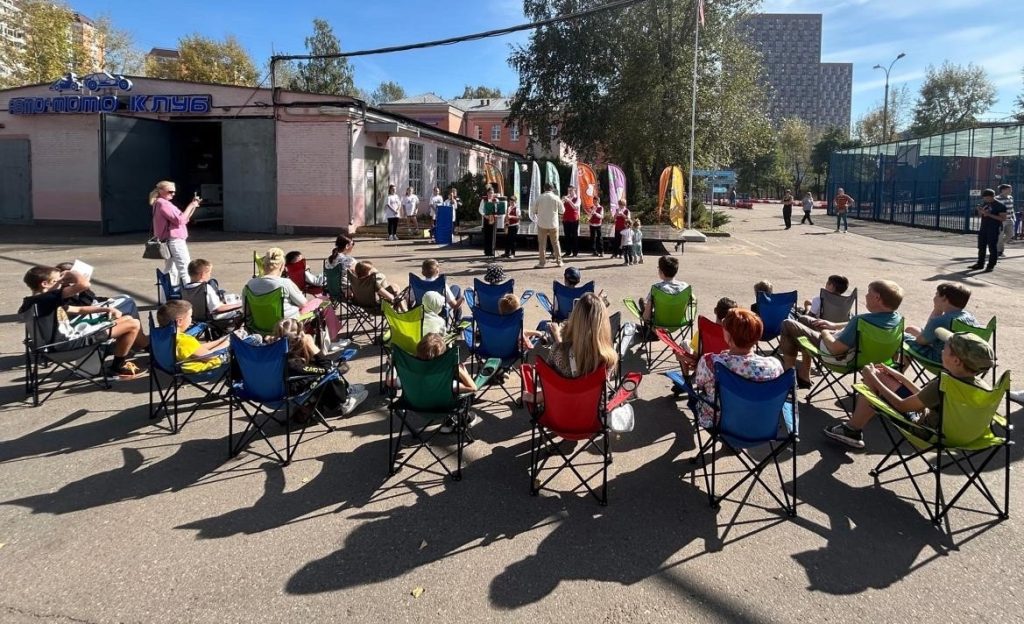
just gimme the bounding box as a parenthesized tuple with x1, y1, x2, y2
(678, 308, 784, 428)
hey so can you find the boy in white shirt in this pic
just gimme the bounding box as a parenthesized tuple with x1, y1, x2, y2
(401, 186, 420, 236)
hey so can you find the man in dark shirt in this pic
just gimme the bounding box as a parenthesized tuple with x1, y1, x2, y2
(969, 188, 1007, 272)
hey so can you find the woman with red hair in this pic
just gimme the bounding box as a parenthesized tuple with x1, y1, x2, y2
(679, 308, 784, 428)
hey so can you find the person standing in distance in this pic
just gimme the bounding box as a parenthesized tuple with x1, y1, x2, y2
(781, 189, 794, 230)
(561, 185, 581, 258)
(800, 191, 815, 225)
(150, 180, 201, 287)
(427, 185, 444, 243)
(401, 186, 420, 237)
(530, 183, 565, 268)
(478, 185, 498, 257)
(833, 187, 853, 233)
(384, 184, 401, 241)
(969, 188, 1007, 273)
(996, 183, 1014, 256)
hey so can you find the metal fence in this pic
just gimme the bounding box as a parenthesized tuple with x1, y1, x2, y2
(828, 124, 1023, 233)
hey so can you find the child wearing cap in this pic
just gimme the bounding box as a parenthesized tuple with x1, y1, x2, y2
(824, 328, 995, 449)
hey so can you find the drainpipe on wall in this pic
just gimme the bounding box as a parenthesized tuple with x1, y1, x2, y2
(348, 119, 354, 228)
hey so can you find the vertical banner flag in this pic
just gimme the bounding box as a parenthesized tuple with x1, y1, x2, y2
(577, 163, 598, 210)
(607, 164, 627, 209)
(513, 162, 521, 203)
(569, 162, 579, 198)
(545, 161, 561, 195)
(528, 161, 541, 222)
(484, 163, 504, 196)
(658, 165, 687, 229)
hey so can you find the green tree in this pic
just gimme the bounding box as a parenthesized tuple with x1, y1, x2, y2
(95, 15, 144, 75)
(776, 118, 813, 192)
(508, 0, 771, 210)
(854, 84, 910, 144)
(459, 85, 503, 99)
(290, 18, 357, 95)
(0, 0, 88, 87)
(1013, 67, 1024, 122)
(910, 62, 996, 136)
(811, 126, 860, 194)
(369, 80, 407, 105)
(145, 34, 258, 85)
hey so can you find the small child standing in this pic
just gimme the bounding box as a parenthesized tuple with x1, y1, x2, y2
(619, 225, 635, 265)
(631, 219, 644, 264)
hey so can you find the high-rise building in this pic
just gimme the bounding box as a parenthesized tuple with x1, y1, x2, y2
(740, 13, 852, 132)
(0, 0, 25, 81)
(0, 4, 104, 83)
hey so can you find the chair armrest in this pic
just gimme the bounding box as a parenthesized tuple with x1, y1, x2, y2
(472, 357, 502, 388)
(852, 383, 928, 430)
(519, 290, 535, 306)
(33, 322, 114, 350)
(796, 335, 821, 356)
(535, 292, 553, 315)
(464, 289, 476, 309)
(622, 298, 643, 321)
(607, 372, 642, 411)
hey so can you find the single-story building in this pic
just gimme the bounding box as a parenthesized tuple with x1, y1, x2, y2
(0, 76, 518, 234)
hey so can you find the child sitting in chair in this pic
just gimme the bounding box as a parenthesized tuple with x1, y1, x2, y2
(750, 279, 773, 314)
(636, 256, 689, 321)
(285, 250, 326, 289)
(797, 274, 849, 322)
(498, 293, 544, 350)
(419, 258, 464, 317)
(273, 318, 367, 417)
(353, 260, 403, 308)
(184, 259, 242, 320)
(417, 332, 476, 394)
(156, 300, 230, 373)
(55, 261, 140, 320)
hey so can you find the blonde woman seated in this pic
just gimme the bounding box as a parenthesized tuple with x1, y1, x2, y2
(246, 247, 317, 319)
(676, 308, 784, 429)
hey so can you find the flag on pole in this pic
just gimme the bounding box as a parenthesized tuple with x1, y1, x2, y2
(607, 164, 627, 208)
(528, 161, 541, 222)
(513, 162, 521, 203)
(569, 161, 579, 197)
(545, 161, 561, 194)
(698, 0, 705, 27)
(577, 163, 598, 209)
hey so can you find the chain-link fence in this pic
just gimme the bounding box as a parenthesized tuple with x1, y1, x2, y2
(828, 124, 1023, 233)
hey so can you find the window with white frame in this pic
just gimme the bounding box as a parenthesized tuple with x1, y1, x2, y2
(476, 155, 485, 175)
(491, 124, 501, 142)
(409, 142, 423, 195)
(457, 152, 469, 180)
(510, 125, 520, 142)
(436, 147, 450, 191)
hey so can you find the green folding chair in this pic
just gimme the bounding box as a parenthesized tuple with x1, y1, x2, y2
(904, 316, 998, 385)
(797, 318, 904, 414)
(953, 316, 997, 383)
(623, 285, 696, 370)
(242, 286, 315, 336)
(856, 371, 1012, 526)
(252, 251, 265, 278)
(387, 346, 497, 481)
(380, 301, 424, 391)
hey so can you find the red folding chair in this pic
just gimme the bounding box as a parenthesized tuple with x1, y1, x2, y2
(286, 258, 324, 296)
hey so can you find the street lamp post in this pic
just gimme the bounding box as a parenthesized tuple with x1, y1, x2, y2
(873, 52, 906, 143)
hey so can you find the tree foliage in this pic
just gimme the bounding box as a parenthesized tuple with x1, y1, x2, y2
(0, 0, 93, 87)
(811, 126, 860, 192)
(95, 15, 144, 75)
(459, 85, 503, 99)
(289, 18, 357, 95)
(775, 118, 813, 192)
(854, 84, 911, 144)
(369, 80, 407, 105)
(910, 62, 996, 137)
(145, 34, 258, 86)
(509, 0, 768, 207)
(1014, 67, 1024, 123)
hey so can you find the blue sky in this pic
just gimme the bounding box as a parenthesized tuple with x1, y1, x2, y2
(71, 0, 1023, 124)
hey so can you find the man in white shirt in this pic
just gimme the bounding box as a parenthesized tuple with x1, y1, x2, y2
(529, 183, 565, 268)
(997, 183, 1014, 257)
(401, 186, 420, 236)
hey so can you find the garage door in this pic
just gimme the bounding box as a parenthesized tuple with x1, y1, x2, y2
(0, 139, 32, 224)
(222, 118, 277, 233)
(101, 115, 173, 234)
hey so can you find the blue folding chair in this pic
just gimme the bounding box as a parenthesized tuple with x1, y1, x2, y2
(756, 290, 798, 356)
(228, 335, 338, 466)
(148, 315, 230, 434)
(468, 306, 529, 405)
(536, 281, 595, 323)
(692, 364, 799, 517)
(464, 278, 534, 314)
(156, 269, 182, 302)
(408, 273, 462, 324)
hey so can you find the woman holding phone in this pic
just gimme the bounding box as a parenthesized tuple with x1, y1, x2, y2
(150, 180, 201, 287)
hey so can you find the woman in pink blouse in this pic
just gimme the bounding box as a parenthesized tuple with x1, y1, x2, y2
(150, 180, 200, 286)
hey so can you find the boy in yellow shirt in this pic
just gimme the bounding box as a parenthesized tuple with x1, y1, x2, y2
(156, 300, 228, 373)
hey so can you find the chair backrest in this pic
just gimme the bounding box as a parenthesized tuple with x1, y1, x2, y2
(650, 285, 694, 329)
(392, 346, 459, 412)
(156, 269, 181, 301)
(715, 363, 796, 447)
(230, 334, 288, 403)
(349, 271, 380, 308)
(938, 370, 1010, 448)
(854, 317, 905, 368)
(285, 259, 308, 293)
(409, 273, 446, 305)
(697, 315, 729, 355)
(951, 315, 996, 349)
(180, 282, 212, 321)
(756, 290, 798, 340)
(819, 287, 858, 323)
(243, 285, 285, 335)
(552, 280, 595, 322)
(472, 278, 515, 314)
(383, 301, 425, 355)
(534, 356, 606, 435)
(473, 306, 523, 360)
(148, 314, 178, 374)
(252, 251, 265, 278)
(24, 302, 59, 348)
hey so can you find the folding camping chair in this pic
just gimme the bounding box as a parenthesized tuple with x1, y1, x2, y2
(818, 287, 858, 323)
(242, 285, 319, 337)
(380, 301, 424, 391)
(180, 282, 240, 339)
(468, 306, 529, 405)
(408, 273, 463, 326)
(523, 358, 639, 505)
(797, 318, 904, 414)
(228, 335, 340, 466)
(387, 346, 496, 480)
(346, 271, 386, 343)
(155, 269, 182, 302)
(252, 251, 265, 278)
(464, 278, 534, 314)
(661, 315, 730, 398)
(536, 281, 595, 323)
(623, 285, 696, 371)
(286, 257, 324, 296)
(22, 303, 113, 406)
(148, 314, 230, 433)
(858, 370, 1012, 526)
(756, 290, 798, 356)
(691, 364, 799, 517)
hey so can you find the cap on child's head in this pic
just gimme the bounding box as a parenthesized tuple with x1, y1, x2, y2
(564, 266, 581, 286)
(484, 262, 506, 284)
(934, 328, 995, 372)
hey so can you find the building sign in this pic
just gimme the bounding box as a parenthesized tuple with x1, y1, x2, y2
(10, 72, 212, 116)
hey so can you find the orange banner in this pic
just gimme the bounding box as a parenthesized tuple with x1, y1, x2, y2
(483, 163, 504, 196)
(577, 163, 598, 210)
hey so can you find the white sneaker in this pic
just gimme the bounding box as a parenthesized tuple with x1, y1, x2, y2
(1009, 390, 1024, 405)
(340, 387, 369, 416)
(325, 338, 351, 354)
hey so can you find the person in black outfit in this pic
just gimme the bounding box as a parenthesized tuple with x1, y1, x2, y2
(782, 189, 794, 229)
(969, 188, 1007, 273)
(502, 195, 521, 258)
(479, 186, 498, 257)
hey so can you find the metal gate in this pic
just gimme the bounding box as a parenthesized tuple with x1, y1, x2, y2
(101, 115, 174, 234)
(0, 139, 32, 223)
(364, 146, 389, 225)
(222, 118, 277, 233)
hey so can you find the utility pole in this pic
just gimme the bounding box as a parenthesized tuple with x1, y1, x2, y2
(873, 52, 905, 142)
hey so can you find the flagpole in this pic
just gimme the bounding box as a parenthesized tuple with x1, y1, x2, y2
(686, 0, 701, 230)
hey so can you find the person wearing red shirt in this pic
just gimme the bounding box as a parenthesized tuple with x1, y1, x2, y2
(502, 194, 521, 258)
(561, 185, 581, 258)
